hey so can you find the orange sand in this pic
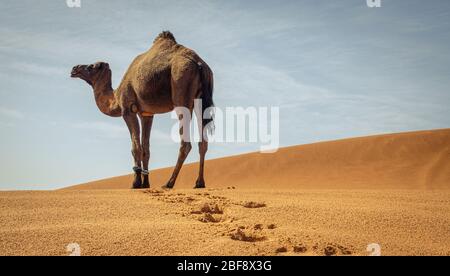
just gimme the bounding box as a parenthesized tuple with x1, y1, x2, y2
(66, 129, 450, 190)
(1, 129, 449, 256)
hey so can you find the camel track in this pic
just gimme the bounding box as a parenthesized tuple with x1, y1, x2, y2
(144, 189, 358, 256)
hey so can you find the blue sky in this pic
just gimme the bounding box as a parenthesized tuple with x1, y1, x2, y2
(0, 0, 449, 190)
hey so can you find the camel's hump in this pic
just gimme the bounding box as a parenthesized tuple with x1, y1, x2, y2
(153, 31, 176, 44)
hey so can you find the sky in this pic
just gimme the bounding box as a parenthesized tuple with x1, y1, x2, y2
(0, 0, 449, 190)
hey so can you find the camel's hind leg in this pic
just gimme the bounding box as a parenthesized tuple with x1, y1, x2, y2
(162, 108, 192, 189)
(162, 61, 200, 189)
(194, 106, 208, 189)
(162, 61, 201, 189)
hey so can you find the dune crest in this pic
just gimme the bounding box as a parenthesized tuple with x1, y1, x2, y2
(65, 129, 450, 190)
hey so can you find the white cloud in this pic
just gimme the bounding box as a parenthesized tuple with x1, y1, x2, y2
(0, 107, 25, 119)
(9, 61, 66, 77)
(151, 128, 177, 146)
(0, 121, 15, 128)
(73, 121, 128, 138)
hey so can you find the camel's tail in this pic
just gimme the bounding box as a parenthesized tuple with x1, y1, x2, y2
(198, 62, 214, 136)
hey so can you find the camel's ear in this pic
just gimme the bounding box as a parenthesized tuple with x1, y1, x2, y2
(97, 62, 109, 70)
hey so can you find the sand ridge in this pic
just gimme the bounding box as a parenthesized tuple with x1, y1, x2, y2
(65, 129, 450, 190)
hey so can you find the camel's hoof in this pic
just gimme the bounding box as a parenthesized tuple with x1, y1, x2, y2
(194, 186, 205, 189)
(142, 180, 150, 189)
(162, 182, 174, 189)
(132, 173, 142, 189)
(132, 181, 143, 189)
(142, 176, 150, 189)
(194, 180, 206, 189)
(161, 185, 173, 190)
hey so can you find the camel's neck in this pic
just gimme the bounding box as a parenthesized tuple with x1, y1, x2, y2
(92, 78, 122, 117)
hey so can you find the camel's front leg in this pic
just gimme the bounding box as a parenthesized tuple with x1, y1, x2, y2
(123, 112, 142, 189)
(140, 116, 153, 188)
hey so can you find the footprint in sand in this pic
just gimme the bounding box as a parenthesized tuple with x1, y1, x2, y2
(191, 202, 226, 223)
(274, 243, 309, 255)
(274, 240, 352, 256)
(275, 246, 288, 253)
(143, 189, 164, 195)
(253, 224, 263, 230)
(267, 224, 277, 230)
(293, 244, 308, 253)
(310, 242, 352, 256)
(275, 242, 351, 256)
(195, 192, 210, 197)
(191, 202, 224, 214)
(275, 244, 309, 255)
(228, 223, 274, 243)
(230, 227, 267, 242)
(145, 190, 199, 204)
(323, 243, 352, 256)
(198, 213, 222, 223)
(240, 201, 266, 208)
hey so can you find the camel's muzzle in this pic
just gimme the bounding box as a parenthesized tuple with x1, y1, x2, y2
(71, 65, 85, 78)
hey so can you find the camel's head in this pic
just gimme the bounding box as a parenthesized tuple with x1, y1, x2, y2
(71, 62, 110, 86)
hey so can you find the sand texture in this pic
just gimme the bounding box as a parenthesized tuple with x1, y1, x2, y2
(1, 129, 449, 256)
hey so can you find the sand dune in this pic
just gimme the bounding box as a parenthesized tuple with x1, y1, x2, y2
(1, 129, 449, 256)
(65, 129, 450, 190)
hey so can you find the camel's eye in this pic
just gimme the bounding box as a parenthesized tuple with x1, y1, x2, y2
(87, 65, 94, 71)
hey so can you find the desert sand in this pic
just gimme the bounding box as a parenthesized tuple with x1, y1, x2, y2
(1, 129, 449, 256)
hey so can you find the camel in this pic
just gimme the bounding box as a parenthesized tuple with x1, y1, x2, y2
(71, 31, 214, 189)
